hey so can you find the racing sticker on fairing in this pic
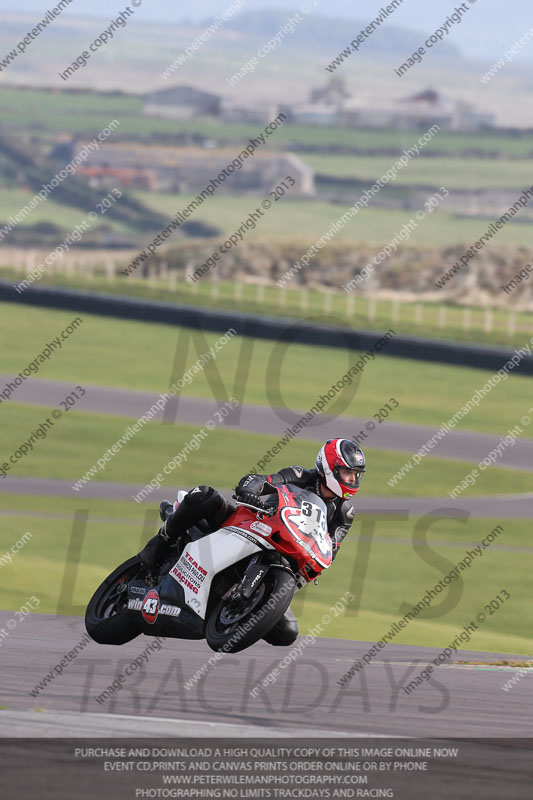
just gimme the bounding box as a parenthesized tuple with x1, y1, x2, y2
(170, 550, 208, 595)
(141, 589, 159, 624)
(129, 597, 181, 617)
(250, 520, 272, 536)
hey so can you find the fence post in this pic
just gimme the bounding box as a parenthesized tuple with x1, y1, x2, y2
(414, 304, 423, 325)
(462, 307, 470, 330)
(368, 296, 376, 321)
(256, 284, 265, 304)
(438, 305, 447, 328)
(300, 289, 308, 310)
(484, 307, 493, 334)
(345, 293, 354, 316)
(507, 312, 516, 338)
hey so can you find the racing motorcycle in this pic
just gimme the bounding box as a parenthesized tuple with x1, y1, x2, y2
(85, 484, 332, 653)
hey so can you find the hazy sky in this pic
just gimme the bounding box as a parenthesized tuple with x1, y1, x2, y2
(2, 0, 533, 62)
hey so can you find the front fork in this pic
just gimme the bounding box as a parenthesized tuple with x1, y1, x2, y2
(228, 551, 301, 607)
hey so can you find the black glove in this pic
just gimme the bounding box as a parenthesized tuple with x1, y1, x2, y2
(235, 474, 266, 498)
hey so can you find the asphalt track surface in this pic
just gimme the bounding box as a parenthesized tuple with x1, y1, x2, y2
(2, 611, 532, 739)
(3, 475, 533, 520)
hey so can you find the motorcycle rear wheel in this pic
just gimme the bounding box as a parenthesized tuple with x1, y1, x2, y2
(85, 555, 143, 645)
(206, 567, 295, 653)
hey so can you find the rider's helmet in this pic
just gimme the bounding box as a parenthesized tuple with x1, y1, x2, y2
(315, 438, 366, 499)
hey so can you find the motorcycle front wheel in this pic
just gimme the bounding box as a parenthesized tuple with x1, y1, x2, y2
(205, 567, 295, 653)
(85, 555, 143, 645)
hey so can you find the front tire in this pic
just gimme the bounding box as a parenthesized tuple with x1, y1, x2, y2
(206, 568, 295, 653)
(85, 555, 143, 645)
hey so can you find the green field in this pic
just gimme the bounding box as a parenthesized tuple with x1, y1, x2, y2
(0, 494, 530, 654)
(0, 189, 137, 236)
(134, 190, 533, 247)
(5, 182, 533, 248)
(1, 302, 532, 436)
(305, 154, 533, 190)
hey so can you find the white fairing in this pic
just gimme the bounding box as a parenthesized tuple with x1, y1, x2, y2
(169, 527, 263, 619)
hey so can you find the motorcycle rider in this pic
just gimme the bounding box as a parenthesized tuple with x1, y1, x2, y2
(139, 438, 365, 646)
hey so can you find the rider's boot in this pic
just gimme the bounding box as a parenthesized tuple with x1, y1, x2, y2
(138, 500, 176, 572)
(263, 607, 298, 646)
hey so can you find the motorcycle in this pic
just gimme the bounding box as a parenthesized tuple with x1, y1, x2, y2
(85, 483, 332, 653)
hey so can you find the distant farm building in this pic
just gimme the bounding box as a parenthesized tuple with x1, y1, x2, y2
(141, 80, 494, 132)
(143, 84, 286, 126)
(77, 166, 159, 190)
(340, 88, 495, 131)
(220, 102, 281, 125)
(291, 104, 340, 126)
(143, 86, 221, 119)
(290, 78, 495, 132)
(71, 142, 315, 195)
(310, 76, 351, 106)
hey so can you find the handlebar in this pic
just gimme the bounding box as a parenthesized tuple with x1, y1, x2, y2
(232, 491, 277, 516)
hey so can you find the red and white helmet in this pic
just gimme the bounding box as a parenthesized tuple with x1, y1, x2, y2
(315, 438, 366, 499)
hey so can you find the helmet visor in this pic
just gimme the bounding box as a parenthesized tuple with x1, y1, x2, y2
(335, 466, 364, 490)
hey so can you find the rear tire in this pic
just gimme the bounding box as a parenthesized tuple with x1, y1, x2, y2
(85, 555, 143, 645)
(206, 568, 295, 653)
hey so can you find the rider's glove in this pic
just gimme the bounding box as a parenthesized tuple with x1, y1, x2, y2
(235, 474, 266, 498)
